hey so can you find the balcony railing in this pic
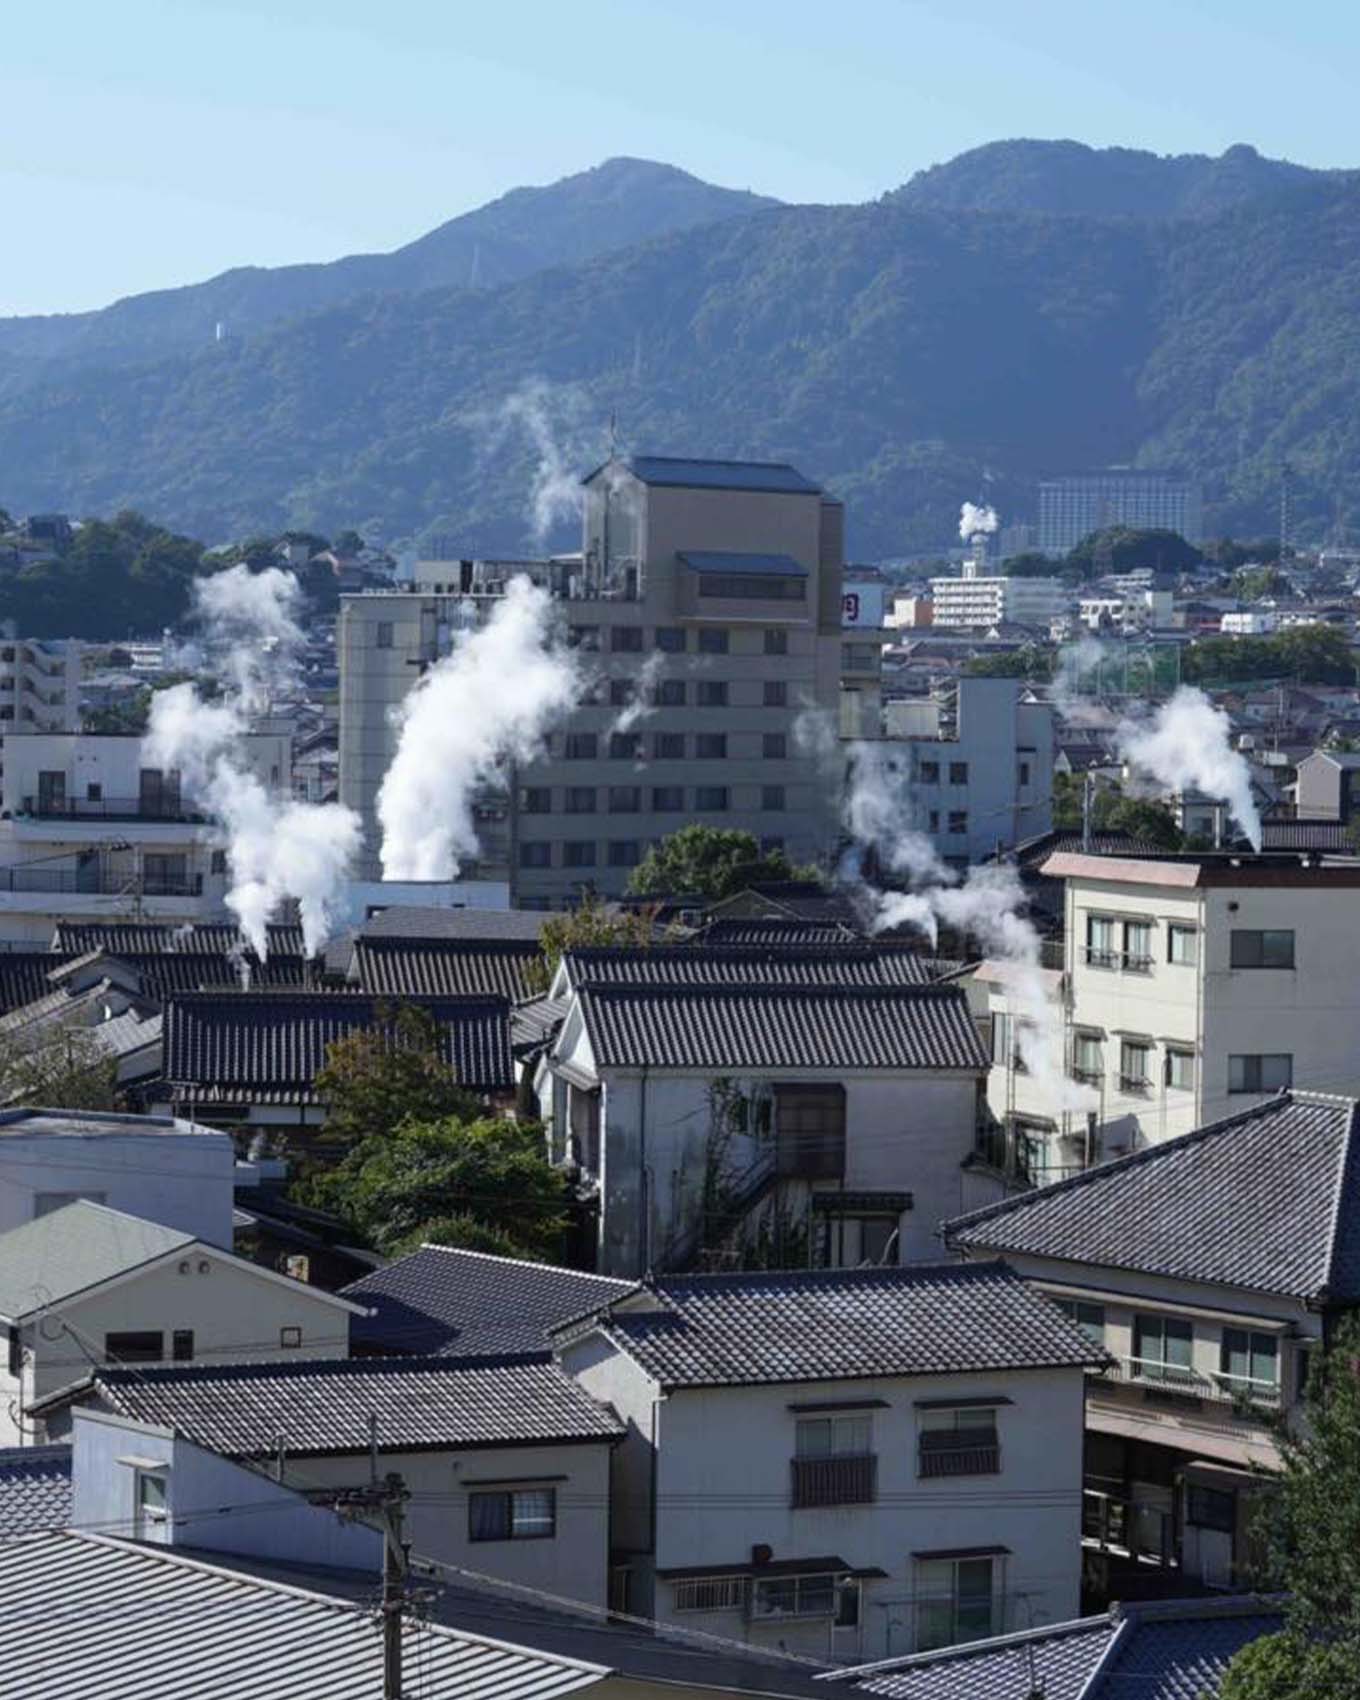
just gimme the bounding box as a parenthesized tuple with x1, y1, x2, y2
(790, 1453, 877, 1508)
(0, 867, 203, 897)
(918, 1439, 1000, 1478)
(1082, 1488, 1176, 1566)
(18, 796, 206, 823)
(1103, 1355, 1281, 1409)
(1084, 947, 1119, 969)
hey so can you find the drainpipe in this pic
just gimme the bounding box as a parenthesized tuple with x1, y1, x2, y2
(638, 1064, 651, 1280)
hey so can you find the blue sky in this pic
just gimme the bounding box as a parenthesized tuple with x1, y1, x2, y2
(3, 0, 1355, 316)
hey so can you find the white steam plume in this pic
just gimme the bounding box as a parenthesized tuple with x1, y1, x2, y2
(959, 502, 999, 542)
(1118, 686, 1262, 851)
(463, 379, 601, 548)
(143, 566, 360, 957)
(378, 575, 582, 881)
(1050, 634, 1113, 731)
(607, 650, 665, 739)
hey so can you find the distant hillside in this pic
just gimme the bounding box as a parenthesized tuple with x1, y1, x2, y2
(892, 139, 1342, 220)
(4, 145, 1360, 559)
(0, 158, 778, 380)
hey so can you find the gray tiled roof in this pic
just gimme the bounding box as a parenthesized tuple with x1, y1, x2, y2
(163, 992, 515, 1099)
(945, 1090, 1360, 1303)
(0, 1445, 72, 1536)
(562, 944, 940, 989)
(839, 1616, 1116, 1700)
(0, 952, 75, 1015)
(352, 936, 540, 1001)
(361, 906, 549, 942)
(1091, 1607, 1283, 1699)
(571, 1262, 1106, 1389)
(343, 1246, 634, 1357)
(0, 1533, 611, 1700)
(53, 921, 305, 956)
(0, 1201, 193, 1319)
(114, 951, 308, 995)
(607, 455, 821, 496)
(95, 1355, 625, 1457)
(574, 984, 988, 1073)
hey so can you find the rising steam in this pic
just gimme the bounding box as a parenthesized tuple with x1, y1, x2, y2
(1118, 686, 1262, 850)
(607, 650, 665, 739)
(378, 575, 582, 881)
(959, 502, 999, 542)
(143, 566, 360, 957)
(464, 379, 601, 548)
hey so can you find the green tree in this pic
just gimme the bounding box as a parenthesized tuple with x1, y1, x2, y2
(0, 1021, 122, 1111)
(1052, 775, 1182, 848)
(1232, 566, 1289, 601)
(963, 645, 1054, 679)
(523, 893, 659, 995)
(311, 1116, 567, 1258)
(386, 1211, 526, 1260)
(1218, 1315, 1360, 1698)
(333, 528, 366, 556)
(627, 825, 820, 902)
(314, 1002, 480, 1149)
(1066, 526, 1201, 576)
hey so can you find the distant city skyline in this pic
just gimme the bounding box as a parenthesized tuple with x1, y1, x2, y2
(4, 0, 1359, 317)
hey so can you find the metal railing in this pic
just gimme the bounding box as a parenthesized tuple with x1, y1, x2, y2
(1082, 1488, 1176, 1566)
(0, 867, 203, 897)
(790, 1453, 877, 1508)
(1103, 1355, 1281, 1408)
(19, 795, 205, 823)
(918, 1439, 1000, 1478)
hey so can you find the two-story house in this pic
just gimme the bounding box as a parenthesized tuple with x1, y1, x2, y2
(0, 1200, 363, 1444)
(983, 847, 1360, 1176)
(538, 948, 995, 1277)
(554, 1261, 1105, 1659)
(943, 1088, 1360, 1599)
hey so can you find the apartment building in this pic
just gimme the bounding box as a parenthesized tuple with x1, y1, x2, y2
(928, 572, 1064, 631)
(1038, 472, 1203, 556)
(947, 1089, 1359, 1599)
(875, 679, 1053, 867)
(0, 729, 289, 944)
(338, 455, 844, 907)
(984, 848, 1360, 1176)
(0, 635, 80, 813)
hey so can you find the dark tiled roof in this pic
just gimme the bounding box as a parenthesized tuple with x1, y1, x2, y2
(343, 1246, 634, 1357)
(1091, 1607, 1283, 1699)
(1260, 821, 1354, 851)
(96, 1356, 624, 1456)
(574, 984, 988, 1072)
(605, 455, 821, 496)
(52, 922, 305, 956)
(840, 1616, 1116, 1700)
(0, 1445, 71, 1536)
(361, 907, 548, 943)
(696, 919, 862, 945)
(163, 992, 515, 1099)
(572, 1262, 1105, 1389)
(116, 952, 308, 996)
(562, 944, 940, 989)
(1011, 830, 1162, 872)
(945, 1090, 1360, 1303)
(352, 937, 539, 1001)
(0, 953, 75, 1015)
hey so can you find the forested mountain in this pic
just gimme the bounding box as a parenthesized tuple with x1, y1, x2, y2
(0, 159, 777, 379)
(2, 143, 1360, 558)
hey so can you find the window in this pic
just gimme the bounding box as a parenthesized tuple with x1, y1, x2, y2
(1229, 1054, 1293, 1093)
(86, 783, 103, 802)
(564, 841, 597, 869)
(699, 574, 805, 602)
(565, 787, 596, 815)
(135, 1470, 170, 1542)
(762, 785, 786, 812)
(1017, 760, 1031, 786)
(695, 786, 729, 812)
(210, 849, 227, 875)
(1122, 920, 1153, 972)
(1220, 1329, 1279, 1395)
(1166, 1049, 1196, 1091)
(696, 733, 727, 760)
(1168, 924, 1198, 965)
(674, 1576, 746, 1613)
(1187, 1485, 1236, 1533)
(521, 787, 552, 814)
(468, 1488, 556, 1542)
(1230, 929, 1295, 969)
(171, 1330, 194, 1363)
(564, 733, 598, 761)
(698, 628, 729, 655)
(138, 768, 181, 818)
(796, 1414, 871, 1457)
(608, 679, 632, 707)
(918, 1408, 1000, 1478)
(947, 810, 968, 835)
(764, 680, 788, 708)
(655, 627, 686, 653)
(764, 629, 788, 655)
(609, 732, 642, 760)
(919, 760, 940, 784)
(792, 1414, 875, 1507)
(949, 761, 969, 785)
(751, 1574, 838, 1620)
(375, 621, 393, 649)
(654, 678, 686, 707)
(105, 1331, 163, 1364)
(608, 841, 641, 868)
(654, 733, 685, 760)
(1133, 1315, 1195, 1385)
(763, 732, 787, 759)
(1055, 1298, 1106, 1345)
(916, 1555, 998, 1651)
(611, 626, 643, 653)
(519, 842, 552, 869)
(280, 1326, 302, 1348)
(697, 681, 728, 708)
(1085, 914, 1117, 968)
(1119, 1039, 1152, 1092)
(609, 786, 641, 813)
(1072, 1032, 1103, 1084)
(567, 625, 600, 652)
(652, 786, 684, 813)
(7, 1326, 21, 1376)
(928, 810, 939, 831)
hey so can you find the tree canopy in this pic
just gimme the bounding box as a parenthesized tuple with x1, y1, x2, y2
(314, 1002, 481, 1149)
(1065, 525, 1201, 576)
(1184, 624, 1357, 686)
(963, 645, 1054, 679)
(1052, 775, 1183, 848)
(627, 825, 820, 902)
(524, 894, 659, 995)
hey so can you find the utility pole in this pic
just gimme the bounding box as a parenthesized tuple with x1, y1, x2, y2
(333, 1471, 410, 1700)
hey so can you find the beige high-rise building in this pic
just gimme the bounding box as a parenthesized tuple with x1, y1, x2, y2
(338, 455, 845, 907)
